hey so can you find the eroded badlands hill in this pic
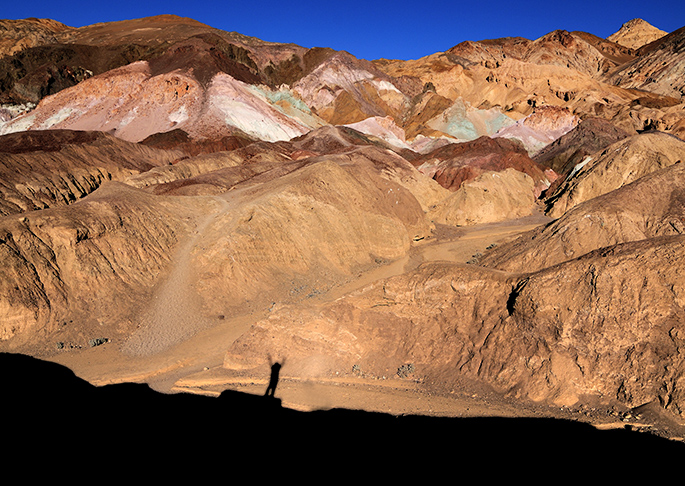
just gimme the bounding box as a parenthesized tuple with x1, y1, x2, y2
(1, 15, 685, 445)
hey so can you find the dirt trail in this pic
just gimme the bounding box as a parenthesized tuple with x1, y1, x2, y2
(120, 196, 233, 356)
(159, 211, 551, 396)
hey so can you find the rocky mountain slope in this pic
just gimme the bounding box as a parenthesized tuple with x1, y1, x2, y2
(3, 16, 684, 147)
(1, 14, 684, 447)
(607, 18, 668, 49)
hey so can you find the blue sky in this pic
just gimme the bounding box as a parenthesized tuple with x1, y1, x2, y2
(4, 1, 684, 60)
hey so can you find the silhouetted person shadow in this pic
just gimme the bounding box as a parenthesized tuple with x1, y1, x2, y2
(264, 356, 283, 399)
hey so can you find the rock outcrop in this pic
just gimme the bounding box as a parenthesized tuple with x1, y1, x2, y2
(0, 182, 198, 346)
(412, 135, 553, 196)
(608, 26, 685, 100)
(223, 241, 685, 415)
(428, 169, 537, 226)
(533, 117, 631, 177)
(607, 18, 668, 50)
(0, 18, 74, 57)
(0, 61, 325, 143)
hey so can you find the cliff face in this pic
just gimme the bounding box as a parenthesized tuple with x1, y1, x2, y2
(0, 18, 74, 57)
(608, 26, 685, 101)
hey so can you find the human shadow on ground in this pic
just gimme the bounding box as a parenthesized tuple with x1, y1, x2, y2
(2, 352, 683, 472)
(264, 356, 283, 399)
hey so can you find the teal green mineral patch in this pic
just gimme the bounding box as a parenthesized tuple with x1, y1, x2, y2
(251, 86, 312, 114)
(444, 118, 479, 140)
(432, 101, 515, 141)
(484, 112, 515, 134)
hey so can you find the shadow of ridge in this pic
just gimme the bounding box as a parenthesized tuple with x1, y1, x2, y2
(2, 352, 683, 462)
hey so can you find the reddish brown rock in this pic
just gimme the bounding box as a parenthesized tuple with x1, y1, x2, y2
(412, 135, 552, 196)
(0, 129, 181, 216)
(139, 129, 255, 157)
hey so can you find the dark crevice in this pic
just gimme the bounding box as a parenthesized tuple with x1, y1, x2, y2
(507, 277, 529, 315)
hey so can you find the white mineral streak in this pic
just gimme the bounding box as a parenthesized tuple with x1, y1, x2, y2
(0, 112, 36, 135)
(568, 156, 593, 180)
(207, 74, 311, 142)
(168, 105, 188, 125)
(293, 56, 375, 111)
(344, 116, 412, 150)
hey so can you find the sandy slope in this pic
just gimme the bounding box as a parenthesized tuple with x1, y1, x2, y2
(50, 212, 547, 390)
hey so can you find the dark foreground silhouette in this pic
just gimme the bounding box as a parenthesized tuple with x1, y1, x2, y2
(2, 352, 682, 476)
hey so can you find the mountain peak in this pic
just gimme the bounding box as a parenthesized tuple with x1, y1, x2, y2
(607, 18, 668, 49)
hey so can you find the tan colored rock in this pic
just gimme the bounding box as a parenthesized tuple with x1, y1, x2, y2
(428, 169, 537, 226)
(375, 28, 685, 143)
(223, 236, 685, 415)
(0, 18, 74, 57)
(607, 18, 668, 50)
(503, 235, 685, 412)
(222, 262, 515, 380)
(608, 26, 685, 100)
(481, 161, 685, 273)
(0, 147, 435, 355)
(0, 182, 199, 346)
(4, 14, 685, 434)
(545, 131, 685, 218)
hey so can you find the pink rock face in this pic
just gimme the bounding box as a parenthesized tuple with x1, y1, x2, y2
(199, 73, 314, 142)
(493, 106, 580, 154)
(292, 52, 409, 125)
(0, 62, 204, 142)
(343, 116, 410, 149)
(0, 62, 320, 143)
